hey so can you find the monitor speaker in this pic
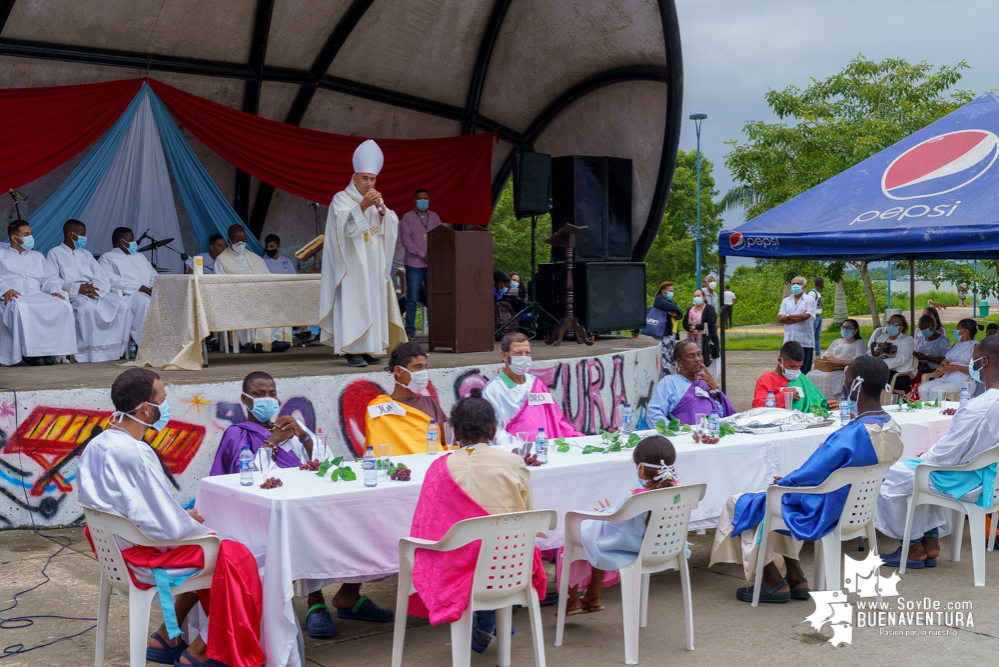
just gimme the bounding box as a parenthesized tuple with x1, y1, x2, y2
(550, 155, 632, 262)
(513, 151, 552, 219)
(535, 262, 646, 332)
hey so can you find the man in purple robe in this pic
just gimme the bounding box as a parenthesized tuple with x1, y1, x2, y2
(647, 339, 736, 427)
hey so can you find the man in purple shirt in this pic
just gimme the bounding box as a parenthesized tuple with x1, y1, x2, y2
(398, 188, 442, 337)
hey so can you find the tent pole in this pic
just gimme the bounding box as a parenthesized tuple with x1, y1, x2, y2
(719, 255, 726, 394)
(909, 255, 915, 336)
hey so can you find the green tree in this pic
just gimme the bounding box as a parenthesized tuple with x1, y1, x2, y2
(724, 55, 975, 326)
(489, 180, 551, 279)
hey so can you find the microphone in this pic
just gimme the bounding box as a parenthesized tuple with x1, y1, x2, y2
(8, 189, 26, 199)
(376, 203, 385, 218)
(137, 229, 152, 244)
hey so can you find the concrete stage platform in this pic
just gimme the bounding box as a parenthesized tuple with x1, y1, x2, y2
(0, 336, 659, 528)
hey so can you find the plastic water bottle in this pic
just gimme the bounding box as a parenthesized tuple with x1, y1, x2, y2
(127, 340, 137, 360)
(535, 428, 549, 465)
(765, 391, 776, 408)
(239, 445, 253, 486)
(363, 445, 377, 487)
(960, 386, 970, 409)
(840, 400, 851, 426)
(620, 403, 634, 437)
(426, 420, 440, 455)
(708, 410, 720, 438)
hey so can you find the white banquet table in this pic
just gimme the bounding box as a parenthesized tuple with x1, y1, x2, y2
(195, 405, 954, 667)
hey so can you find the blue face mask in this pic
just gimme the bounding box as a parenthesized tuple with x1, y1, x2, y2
(920, 328, 933, 339)
(692, 296, 703, 306)
(150, 400, 170, 431)
(73, 234, 88, 249)
(666, 291, 674, 300)
(970, 357, 985, 383)
(510, 282, 519, 290)
(885, 324, 900, 337)
(243, 393, 281, 423)
(953, 330, 963, 342)
(791, 284, 803, 295)
(127, 241, 138, 255)
(416, 199, 429, 212)
(18, 234, 35, 251)
(498, 287, 508, 296)
(840, 329, 854, 340)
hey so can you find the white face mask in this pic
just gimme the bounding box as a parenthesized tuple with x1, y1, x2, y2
(231, 241, 246, 255)
(708, 281, 717, 290)
(779, 359, 801, 381)
(507, 355, 532, 376)
(397, 368, 429, 394)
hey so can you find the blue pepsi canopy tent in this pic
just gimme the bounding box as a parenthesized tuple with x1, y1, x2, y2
(719, 94, 999, 261)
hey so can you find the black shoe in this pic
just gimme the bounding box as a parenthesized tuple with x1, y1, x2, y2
(43, 356, 57, 365)
(361, 354, 383, 364)
(271, 341, 291, 353)
(405, 330, 416, 339)
(345, 354, 368, 367)
(252, 343, 265, 353)
(539, 589, 559, 607)
(24, 356, 44, 366)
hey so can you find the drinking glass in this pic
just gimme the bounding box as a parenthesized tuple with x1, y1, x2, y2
(694, 414, 706, 437)
(445, 423, 456, 450)
(312, 432, 328, 461)
(782, 389, 796, 411)
(378, 443, 392, 480)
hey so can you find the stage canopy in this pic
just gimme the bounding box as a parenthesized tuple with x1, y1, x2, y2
(719, 94, 999, 261)
(0, 0, 682, 261)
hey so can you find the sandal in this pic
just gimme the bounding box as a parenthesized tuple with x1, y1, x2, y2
(305, 604, 338, 639)
(787, 577, 811, 600)
(173, 649, 227, 667)
(147, 632, 187, 665)
(736, 581, 790, 604)
(554, 601, 586, 617)
(881, 547, 925, 570)
(579, 597, 605, 613)
(336, 595, 394, 623)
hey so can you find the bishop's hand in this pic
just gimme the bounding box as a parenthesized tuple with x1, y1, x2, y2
(360, 188, 383, 213)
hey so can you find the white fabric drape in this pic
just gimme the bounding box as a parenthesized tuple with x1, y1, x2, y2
(81, 93, 184, 275)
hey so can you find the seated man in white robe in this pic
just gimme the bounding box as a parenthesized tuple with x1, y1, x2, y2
(0, 221, 77, 366)
(184, 234, 226, 274)
(213, 224, 291, 354)
(483, 332, 583, 445)
(875, 336, 999, 569)
(47, 219, 133, 363)
(98, 227, 157, 349)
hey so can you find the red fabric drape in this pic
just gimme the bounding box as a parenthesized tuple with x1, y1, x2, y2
(0, 79, 144, 191)
(147, 79, 495, 226)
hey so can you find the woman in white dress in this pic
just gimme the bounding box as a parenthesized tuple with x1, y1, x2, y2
(807, 318, 867, 400)
(918, 318, 981, 400)
(868, 313, 915, 394)
(912, 313, 952, 373)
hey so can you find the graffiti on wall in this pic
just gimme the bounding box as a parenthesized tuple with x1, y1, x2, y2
(0, 344, 658, 528)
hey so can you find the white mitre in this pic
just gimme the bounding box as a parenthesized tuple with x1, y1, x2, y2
(353, 139, 384, 175)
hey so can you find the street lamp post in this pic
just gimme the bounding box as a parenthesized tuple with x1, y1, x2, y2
(690, 113, 707, 288)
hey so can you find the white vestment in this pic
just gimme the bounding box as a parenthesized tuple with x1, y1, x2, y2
(875, 389, 999, 541)
(98, 248, 157, 345)
(0, 247, 77, 365)
(319, 182, 405, 355)
(47, 244, 133, 362)
(483, 372, 533, 446)
(213, 248, 287, 349)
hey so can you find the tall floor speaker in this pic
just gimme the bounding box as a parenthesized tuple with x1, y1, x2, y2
(513, 151, 552, 219)
(551, 155, 632, 262)
(536, 262, 646, 332)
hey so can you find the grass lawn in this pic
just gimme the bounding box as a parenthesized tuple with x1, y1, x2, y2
(723, 319, 998, 351)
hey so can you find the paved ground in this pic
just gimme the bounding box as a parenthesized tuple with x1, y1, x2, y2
(2, 524, 997, 667)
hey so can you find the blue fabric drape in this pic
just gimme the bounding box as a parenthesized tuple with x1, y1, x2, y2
(28, 91, 145, 253)
(147, 87, 262, 254)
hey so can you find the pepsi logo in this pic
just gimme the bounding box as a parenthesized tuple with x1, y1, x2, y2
(727, 233, 778, 251)
(882, 129, 999, 200)
(729, 232, 745, 250)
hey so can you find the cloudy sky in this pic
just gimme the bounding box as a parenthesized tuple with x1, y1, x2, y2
(674, 0, 996, 231)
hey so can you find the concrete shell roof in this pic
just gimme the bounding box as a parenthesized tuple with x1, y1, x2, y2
(0, 0, 681, 258)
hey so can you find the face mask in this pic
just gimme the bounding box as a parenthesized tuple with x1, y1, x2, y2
(243, 392, 281, 423)
(953, 330, 963, 342)
(885, 324, 900, 337)
(969, 357, 985, 383)
(74, 235, 88, 249)
(791, 284, 803, 295)
(840, 329, 854, 340)
(920, 328, 933, 339)
(397, 368, 429, 393)
(127, 241, 138, 255)
(18, 234, 35, 251)
(123, 400, 170, 431)
(636, 466, 646, 488)
(416, 199, 429, 212)
(692, 297, 703, 306)
(779, 359, 800, 381)
(510, 282, 519, 290)
(507, 355, 532, 376)
(498, 287, 508, 296)
(265, 248, 278, 258)
(708, 281, 717, 290)
(231, 241, 247, 255)
(666, 291, 674, 300)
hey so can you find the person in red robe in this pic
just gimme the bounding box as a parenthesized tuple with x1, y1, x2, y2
(752, 341, 839, 411)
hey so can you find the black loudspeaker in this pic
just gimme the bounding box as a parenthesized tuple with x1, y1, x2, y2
(513, 152, 552, 219)
(535, 262, 646, 332)
(550, 155, 632, 262)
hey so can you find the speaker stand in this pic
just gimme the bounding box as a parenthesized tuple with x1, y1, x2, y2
(544, 224, 592, 346)
(493, 214, 560, 339)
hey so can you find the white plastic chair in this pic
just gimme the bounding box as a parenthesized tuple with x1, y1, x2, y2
(898, 448, 999, 585)
(391, 509, 557, 667)
(84, 507, 221, 667)
(555, 484, 706, 665)
(753, 462, 889, 606)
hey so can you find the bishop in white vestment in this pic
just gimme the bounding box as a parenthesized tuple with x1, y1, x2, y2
(47, 220, 133, 362)
(0, 223, 77, 365)
(319, 139, 405, 367)
(98, 227, 157, 346)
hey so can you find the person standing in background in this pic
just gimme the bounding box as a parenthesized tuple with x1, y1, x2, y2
(508, 272, 522, 298)
(723, 285, 736, 328)
(807, 277, 824, 355)
(399, 188, 442, 339)
(262, 234, 296, 275)
(703, 274, 720, 313)
(777, 276, 816, 375)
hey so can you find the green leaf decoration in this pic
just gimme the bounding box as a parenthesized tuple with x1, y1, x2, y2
(332, 456, 344, 467)
(317, 459, 334, 477)
(339, 466, 357, 482)
(627, 433, 641, 448)
(604, 442, 623, 453)
(396, 463, 409, 470)
(556, 442, 571, 453)
(668, 417, 681, 432)
(680, 424, 692, 432)
(655, 419, 667, 435)
(329, 467, 341, 481)
(582, 445, 606, 454)
(720, 423, 736, 437)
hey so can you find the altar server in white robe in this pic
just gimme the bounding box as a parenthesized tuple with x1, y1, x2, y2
(319, 139, 405, 368)
(98, 227, 157, 347)
(875, 336, 999, 567)
(47, 219, 133, 363)
(212, 224, 291, 353)
(0, 221, 77, 366)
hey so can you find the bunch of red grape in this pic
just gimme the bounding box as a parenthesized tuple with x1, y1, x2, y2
(942, 408, 957, 416)
(299, 459, 321, 471)
(260, 477, 284, 489)
(523, 453, 542, 467)
(390, 467, 412, 481)
(692, 433, 719, 444)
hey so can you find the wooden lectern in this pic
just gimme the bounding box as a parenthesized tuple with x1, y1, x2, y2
(544, 224, 593, 346)
(427, 226, 494, 353)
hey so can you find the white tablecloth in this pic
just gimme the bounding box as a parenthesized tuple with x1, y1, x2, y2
(134, 273, 320, 370)
(195, 405, 954, 667)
